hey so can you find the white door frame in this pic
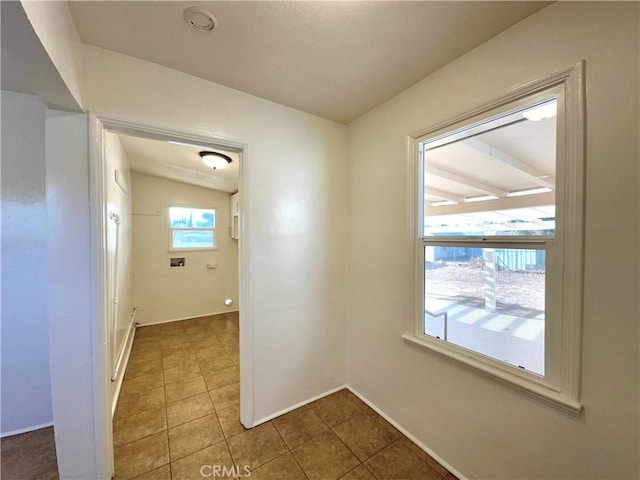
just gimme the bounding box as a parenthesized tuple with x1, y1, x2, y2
(89, 115, 254, 477)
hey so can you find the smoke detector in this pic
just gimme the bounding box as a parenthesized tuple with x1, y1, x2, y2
(184, 7, 217, 32)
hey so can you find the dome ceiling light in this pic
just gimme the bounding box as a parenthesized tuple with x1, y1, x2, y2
(184, 6, 217, 32)
(200, 151, 232, 170)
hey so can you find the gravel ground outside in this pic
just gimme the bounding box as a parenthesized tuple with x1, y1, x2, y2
(425, 263, 545, 318)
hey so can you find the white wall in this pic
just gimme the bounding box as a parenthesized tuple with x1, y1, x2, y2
(104, 132, 134, 409)
(0, 91, 52, 436)
(82, 45, 348, 422)
(346, 3, 639, 479)
(46, 110, 103, 479)
(131, 173, 238, 324)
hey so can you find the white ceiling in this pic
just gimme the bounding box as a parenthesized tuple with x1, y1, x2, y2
(119, 134, 239, 193)
(1, 1, 82, 111)
(68, 1, 550, 124)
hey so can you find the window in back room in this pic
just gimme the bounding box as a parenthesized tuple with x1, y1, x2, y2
(169, 206, 216, 250)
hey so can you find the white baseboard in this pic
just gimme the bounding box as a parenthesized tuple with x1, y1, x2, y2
(253, 384, 347, 426)
(1, 422, 54, 438)
(111, 323, 136, 417)
(136, 309, 240, 327)
(112, 312, 136, 382)
(346, 386, 467, 480)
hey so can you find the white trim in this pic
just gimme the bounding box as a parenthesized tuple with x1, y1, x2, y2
(411, 63, 581, 142)
(135, 310, 240, 327)
(237, 144, 253, 429)
(401, 335, 581, 416)
(346, 387, 468, 480)
(407, 61, 585, 414)
(1, 422, 55, 438)
(110, 325, 136, 417)
(111, 308, 137, 381)
(253, 384, 347, 426)
(89, 114, 114, 479)
(556, 61, 586, 404)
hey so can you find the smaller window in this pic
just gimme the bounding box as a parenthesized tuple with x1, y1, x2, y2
(169, 206, 216, 250)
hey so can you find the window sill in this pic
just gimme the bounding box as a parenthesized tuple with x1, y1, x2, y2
(401, 334, 583, 416)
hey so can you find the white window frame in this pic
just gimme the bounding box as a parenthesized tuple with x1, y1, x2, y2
(168, 205, 217, 251)
(404, 62, 585, 415)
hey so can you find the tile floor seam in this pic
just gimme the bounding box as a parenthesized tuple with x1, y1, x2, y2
(327, 427, 367, 475)
(162, 344, 173, 480)
(270, 420, 310, 480)
(212, 404, 237, 477)
(374, 437, 441, 480)
(339, 463, 366, 480)
(272, 410, 331, 452)
(329, 418, 402, 465)
(361, 461, 380, 480)
(219, 389, 241, 477)
(393, 437, 444, 478)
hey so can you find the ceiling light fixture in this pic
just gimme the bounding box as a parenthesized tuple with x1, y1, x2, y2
(184, 6, 217, 32)
(200, 151, 232, 170)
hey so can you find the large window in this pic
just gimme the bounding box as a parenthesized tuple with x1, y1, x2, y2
(406, 64, 585, 414)
(169, 206, 216, 250)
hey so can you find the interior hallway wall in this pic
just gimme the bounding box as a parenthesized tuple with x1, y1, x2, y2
(131, 173, 238, 325)
(346, 3, 639, 479)
(45, 110, 100, 478)
(0, 91, 51, 436)
(104, 132, 134, 410)
(81, 45, 348, 423)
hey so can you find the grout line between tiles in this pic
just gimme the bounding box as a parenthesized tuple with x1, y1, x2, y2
(271, 420, 310, 480)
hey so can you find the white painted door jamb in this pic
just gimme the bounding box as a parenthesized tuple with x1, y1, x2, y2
(89, 115, 254, 478)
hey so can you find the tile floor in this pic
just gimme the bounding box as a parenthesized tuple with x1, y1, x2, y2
(114, 312, 457, 480)
(0, 426, 59, 479)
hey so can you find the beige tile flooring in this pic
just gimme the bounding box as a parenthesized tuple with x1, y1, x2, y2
(114, 313, 456, 480)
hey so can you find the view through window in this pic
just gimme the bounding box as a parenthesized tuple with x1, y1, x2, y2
(169, 206, 216, 250)
(421, 99, 557, 376)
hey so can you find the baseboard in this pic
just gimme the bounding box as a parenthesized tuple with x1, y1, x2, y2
(136, 309, 240, 327)
(112, 311, 136, 381)
(111, 324, 136, 417)
(1, 422, 54, 438)
(253, 384, 347, 426)
(346, 386, 467, 480)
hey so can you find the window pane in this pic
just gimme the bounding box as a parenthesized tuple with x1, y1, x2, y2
(424, 246, 545, 375)
(423, 99, 556, 237)
(169, 207, 215, 228)
(172, 230, 214, 249)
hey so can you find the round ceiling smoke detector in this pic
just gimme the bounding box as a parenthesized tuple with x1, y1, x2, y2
(184, 7, 217, 32)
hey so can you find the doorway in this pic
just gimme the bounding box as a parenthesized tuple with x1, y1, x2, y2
(90, 117, 253, 478)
